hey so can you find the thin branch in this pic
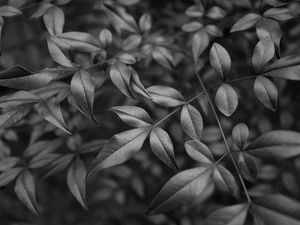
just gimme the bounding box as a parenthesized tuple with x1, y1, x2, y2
(194, 65, 252, 203)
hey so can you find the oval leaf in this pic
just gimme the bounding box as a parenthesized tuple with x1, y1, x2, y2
(215, 84, 238, 117)
(209, 43, 231, 80)
(185, 140, 214, 164)
(230, 13, 261, 32)
(180, 104, 203, 140)
(147, 85, 184, 107)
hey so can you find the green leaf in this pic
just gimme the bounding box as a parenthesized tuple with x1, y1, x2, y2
(253, 194, 300, 225)
(180, 104, 203, 140)
(110, 106, 152, 127)
(215, 84, 238, 117)
(213, 165, 238, 196)
(185, 140, 214, 164)
(203, 203, 249, 225)
(34, 98, 71, 135)
(0, 104, 32, 129)
(192, 30, 209, 62)
(254, 76, 278, 111)
(146, 166, 214, 215)
(209, 43, 231, 80)
(43, 6, 64, 36)
(147, 85, 184, 107)
(245, 130, 300, 160)
(0, 157, 20, 171)
(89, 127, 151, 173)
(150, 127, 178, 170)
(0, 5, 22, 17)
(109, 61, 133, 98)
(0, 167, 22, 187)
(14, 170, 40, 216)
(252, 38, 275, 73)
(70, 69, 98, 123)
(232, 123, 249, 148)
(67, 157, 88, 210)
(230, 13, 261, 32)
(263, 8, 294, 21)
(256, 18, 282, 48)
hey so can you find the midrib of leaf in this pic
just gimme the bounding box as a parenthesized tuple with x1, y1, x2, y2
(79, 71, 92, 114)
(114, 109, 151, 125)
(152, 128, 174, 162)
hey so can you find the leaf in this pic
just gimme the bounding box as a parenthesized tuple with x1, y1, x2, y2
(110, 106, 152, 127)
(14, 170, 40, 216)
(103, 4, 138, 33)
(42, 154, 74, 178)
(34, 98, 71, 135)
(89, 127, 151, 173)
(47, 37, 75, 68)
(51, 32, 101, 52)
(252, 38, 275, 73)
(28, 153, 60, 169)
(114, 52, 136, 64)
(256, 18, 282, 48)
(0, 167, 22, 187)
(209, 43, 231, 80)
(180, 104, 203, 140)
(0, 5, 22, 17)
(0, 157, 20, 171)
(139, 13, 151, 32)
(245, 130, 300, 160)
(230, 13, 261, 32)
(192, 30, 209, 62)
(146, 166, 213, 215)
(152, 46, 174, 70)
(185, 4, 204, 17)
(253, 194, 300, 225)
(43, 6, 64, 36)
(254, 76, 278, 111)
(30, 3, 53, 19)
(67, 157, 88, 210)
(182, 21, 203, 32)
(70, 70, 98, 123)
(203, 203, 249, 225)
(238, 153, 258, 182)
(263, 8, 294, 21)
(0, 91, 41, 108)
(0, 104, 32, 129)
(185, 140, 214, 164)
(0, 65, 67, 90)
(147, 85, 184, 107)
(215, 84, 238, 117)
(213, 165, 238, 195)
(109, 61, 133, 98)
(232, 123, 249, 148)
(24, 139, 64, 158)
(123, 34, 142, 51)
(99, 29, 112, 48)
(129, 67, 152, 99)
(78, 139, 107, 154)
(149, 127, 178, 170)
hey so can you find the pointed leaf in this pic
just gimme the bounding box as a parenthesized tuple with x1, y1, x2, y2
(230, 13, 261, 32)
(0, 104, 32, 129)
(0, 157, 20, 171)
(232, 123, 249, 148)
(252, 38, 275, 73)
(43, 6, 64, 36)
(14, 170, 40, 216)
(70, 69, 98, 123)
(110, 106, 152, 127)
(263, 8, 294, 21)
(147, 85, 184, 107)
(185, 140, 214, 164)
(0, 167, 22, 187)
(210, 43, 231, 80)
(67, 157, 88, 209)
(0, 91, 41, 108)
(43, 154, 74, 178)
(204, 203, 249, 225)
(0, 5, 22, 17)
(146, 166, 213, 215)
(213, 165, 238, 195)
(215, 84, 238, 117)
(238, 153, 258, 182)
(192, 30, 209, 62)
(129, 67, 152, 99)
(89, 127, 150, 173)
(152, 46, 173, 70)
(254, 76, 278, 111)
(180, 104, 203, 140)
(150, 127, 178, 170)
(245, 130, 300, 160)
(256, 18, 282, 48)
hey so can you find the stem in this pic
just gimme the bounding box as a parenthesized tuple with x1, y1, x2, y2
(194, 66, 251, 203)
